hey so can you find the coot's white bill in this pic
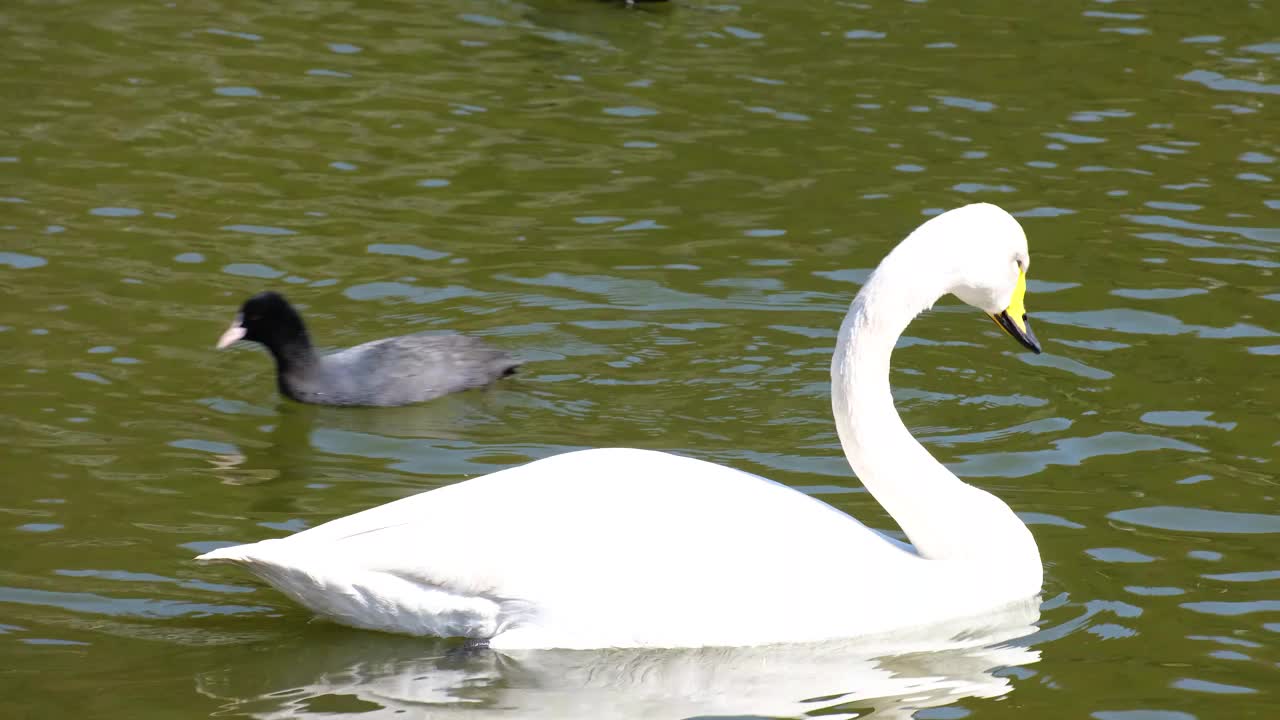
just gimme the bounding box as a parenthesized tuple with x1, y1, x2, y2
(217, 319, 246, 349)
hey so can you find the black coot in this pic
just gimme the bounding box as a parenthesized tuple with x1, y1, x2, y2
(216, 291, 520, 406)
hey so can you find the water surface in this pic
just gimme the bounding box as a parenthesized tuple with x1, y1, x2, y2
(2, 0, 1277, 717)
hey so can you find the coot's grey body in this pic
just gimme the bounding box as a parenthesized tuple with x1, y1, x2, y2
(217, 291, 520, 407)
(281, 333, 518, 406)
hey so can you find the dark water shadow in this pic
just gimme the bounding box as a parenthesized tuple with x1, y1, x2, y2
(200, 387, 537, 516)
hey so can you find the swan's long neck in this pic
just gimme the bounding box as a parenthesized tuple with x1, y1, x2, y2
(831, 253, 1040, 581)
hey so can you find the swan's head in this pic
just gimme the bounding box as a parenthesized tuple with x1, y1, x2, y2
(912, 203, 1042, 354)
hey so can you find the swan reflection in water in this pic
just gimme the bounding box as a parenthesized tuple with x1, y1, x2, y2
(195, 599, 1040, 720)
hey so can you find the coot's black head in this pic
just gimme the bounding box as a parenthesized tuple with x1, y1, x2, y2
(216, 291, 309, 350)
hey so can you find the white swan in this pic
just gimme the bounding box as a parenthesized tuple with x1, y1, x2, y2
(197, 202, 1045, 650)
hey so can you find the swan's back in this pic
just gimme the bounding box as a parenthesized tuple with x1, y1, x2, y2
(276, 448, 913, 593)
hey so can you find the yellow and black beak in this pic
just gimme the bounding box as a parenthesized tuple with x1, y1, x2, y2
(989, 269, 1042, 354)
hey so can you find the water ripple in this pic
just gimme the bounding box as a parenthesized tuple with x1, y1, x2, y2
(1110, 506, 1280, 534)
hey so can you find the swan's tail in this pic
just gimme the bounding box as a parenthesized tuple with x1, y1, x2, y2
(194, 540, 275, 565)
(193, 540, 504, 639)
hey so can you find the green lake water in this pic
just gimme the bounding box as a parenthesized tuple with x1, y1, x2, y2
(2, 0, 1277, 717)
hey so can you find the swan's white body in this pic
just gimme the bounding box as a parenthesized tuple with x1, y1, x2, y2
(198, 203, 1045, 649)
